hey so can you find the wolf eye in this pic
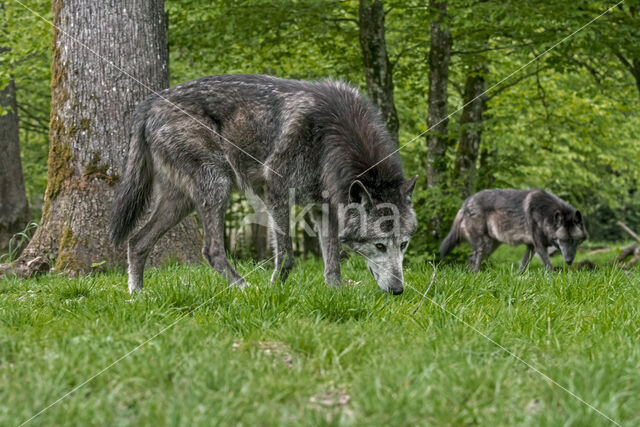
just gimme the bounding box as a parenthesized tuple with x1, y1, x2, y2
(375, 243, 386, 251)
(400, 241, 408, 250)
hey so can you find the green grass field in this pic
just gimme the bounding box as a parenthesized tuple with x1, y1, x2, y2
(1, 245, 638, 426)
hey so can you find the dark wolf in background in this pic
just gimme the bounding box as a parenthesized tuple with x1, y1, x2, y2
(111, 74, 417, 294)
(440, 189, 587, 272)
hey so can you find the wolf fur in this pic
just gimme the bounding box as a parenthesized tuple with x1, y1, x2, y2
(440, 189, 587, 272)
(111, 74, 417, 294)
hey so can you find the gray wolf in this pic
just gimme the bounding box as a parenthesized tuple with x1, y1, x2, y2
(110, 74, 417, 294)
(440, 189, 587, 272)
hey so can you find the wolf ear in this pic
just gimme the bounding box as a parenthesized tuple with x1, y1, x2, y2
(402, 175, 418, 203)
(554, 210, 563, 226)
(574, 210, 583, 225)
(349, 180, 373, 208)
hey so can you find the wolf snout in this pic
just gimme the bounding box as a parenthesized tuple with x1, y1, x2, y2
(388, 276, 404, 295)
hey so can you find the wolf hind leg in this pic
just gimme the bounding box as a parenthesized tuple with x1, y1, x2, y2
(469, 237, 498, 272)
(196, 174, 248, 288)
(127, 184, 194, 293)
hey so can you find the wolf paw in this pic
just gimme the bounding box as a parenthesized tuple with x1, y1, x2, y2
(231, 278, 251, 290)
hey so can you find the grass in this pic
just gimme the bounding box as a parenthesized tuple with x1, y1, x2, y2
(0, 245, 639, 426)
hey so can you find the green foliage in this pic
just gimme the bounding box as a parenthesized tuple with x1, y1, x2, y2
(0, 0, 52, 219)
(166, 0, 363, 85)
(1, 253, 639, 425)
(0, 221, 38, 264)
(5, 0, 640, 252)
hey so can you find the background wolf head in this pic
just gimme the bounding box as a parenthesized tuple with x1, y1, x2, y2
(548, 209, 587, 265)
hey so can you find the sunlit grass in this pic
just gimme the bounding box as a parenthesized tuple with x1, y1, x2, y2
(0, 245, 638, 426)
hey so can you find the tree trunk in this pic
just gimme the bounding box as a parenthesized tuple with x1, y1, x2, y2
(425, 0, 452, 241)
(477, 144, 497, 189)
(302, 212, 320, 257)
(252, 223, 269, 260)
(0, 78, 30, 255)
(426, 0, 452, 189)
(5, 0, 201, 277)
(358, 0, 399, 143)
(453, 66, 487, 198)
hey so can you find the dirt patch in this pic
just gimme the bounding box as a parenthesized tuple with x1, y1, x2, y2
(309, 388, 354, 422)
(232, 340, 294, 368)
(309, 389, 351, 408)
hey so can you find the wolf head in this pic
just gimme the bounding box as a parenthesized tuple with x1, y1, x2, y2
(338, 175, 418, 294)
(548, 209, 587, 265)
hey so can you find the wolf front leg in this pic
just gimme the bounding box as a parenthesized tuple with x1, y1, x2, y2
(197, 174, 248, 288)
(519, 245, 534, 273)
(317, 204, 342, 287)
(267, 204, 295, 284)
(533, 240, 555, 271)
(201, 207, 248, 288)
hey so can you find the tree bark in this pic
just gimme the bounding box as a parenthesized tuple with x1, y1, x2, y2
(252, 223, 269, 260)
(425, 0, 452, 241)
(5, 0, 201, 277)
(609, 4, 640, 100)
(426, 0, 452, 189)
(358, 0, 399, 143)
(0, 78, 30, 255)
(453, 66, 487, 198)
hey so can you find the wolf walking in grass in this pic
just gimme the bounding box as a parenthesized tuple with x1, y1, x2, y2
(110, 74, 417, 294)
(440, 189, 587, 272)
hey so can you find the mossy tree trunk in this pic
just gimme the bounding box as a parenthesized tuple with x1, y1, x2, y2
(0, 78, 30, 255)
(358, 0, 399, 144)
(425, 0, 452, 241)
(5, 0, 201, 277)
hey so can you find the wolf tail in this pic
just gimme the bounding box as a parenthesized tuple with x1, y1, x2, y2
(440, 210, 463, 259)
(110, 115, 154, 246)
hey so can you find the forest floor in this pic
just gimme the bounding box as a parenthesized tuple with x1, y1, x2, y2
(1, 244, 638, 426)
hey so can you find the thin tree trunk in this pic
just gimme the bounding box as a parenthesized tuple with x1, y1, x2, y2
(426, 0, 452, 189)
(453, 66, 487, 198)
(5, 0, 201, 277)
(612, 5, 640, 100)
(0, 78, 30, 255)
(477, 144, 497, 189)
(252, 223, 269, 260)
(358, 0, 399, 143)
(425, 0, 452, 240)
(302, 212, 320, 257)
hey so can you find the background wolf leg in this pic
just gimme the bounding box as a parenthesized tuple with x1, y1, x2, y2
(469, 237, 499, 272)
(519, 244, 534, 272)
(532, 233, 555, 271)
(127, 182, 193, 292)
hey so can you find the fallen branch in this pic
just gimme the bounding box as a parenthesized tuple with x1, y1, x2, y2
(413, 262, 437, 315)
(617, 221, 640, 243)
(625, 247, 640, 268)
(586, 247, 612, 256)
(613, 221, 640, 268)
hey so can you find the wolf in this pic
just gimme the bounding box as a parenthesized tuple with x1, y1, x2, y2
(110, 74, 417, 294)
(440, 189, 587, 272)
